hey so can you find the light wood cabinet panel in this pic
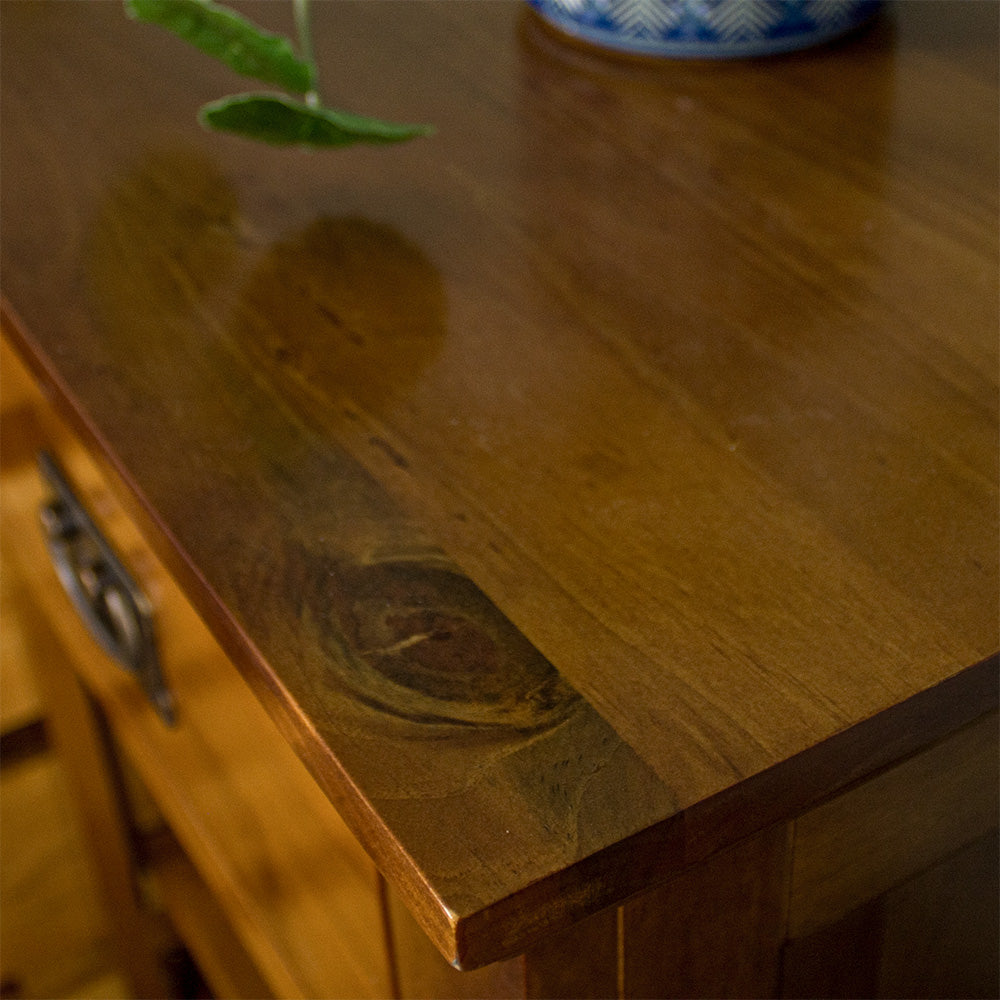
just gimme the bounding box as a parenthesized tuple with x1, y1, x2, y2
(1, 351, 393, 999)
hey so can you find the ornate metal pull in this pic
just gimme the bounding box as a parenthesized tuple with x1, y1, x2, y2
(38, 451, 175, 725)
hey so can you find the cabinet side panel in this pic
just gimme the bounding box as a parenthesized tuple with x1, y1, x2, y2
(789, 712, 999, 938)
(622, 823, 790, 999)
(524, 905, 619, 999)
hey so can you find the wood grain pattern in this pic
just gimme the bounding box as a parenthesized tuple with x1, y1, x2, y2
(2, 0, 996, 969)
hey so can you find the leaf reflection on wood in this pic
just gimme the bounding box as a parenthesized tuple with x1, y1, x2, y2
(80, 146, 678, 964)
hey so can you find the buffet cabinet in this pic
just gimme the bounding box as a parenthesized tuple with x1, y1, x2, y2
(2, 1, 997, 997)
(3, 328, 997, 998)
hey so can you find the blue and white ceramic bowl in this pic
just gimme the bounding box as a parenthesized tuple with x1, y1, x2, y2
(526, 0, 881, 58)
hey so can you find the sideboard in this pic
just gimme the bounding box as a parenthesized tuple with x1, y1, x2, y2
(2, 2, 997, 997)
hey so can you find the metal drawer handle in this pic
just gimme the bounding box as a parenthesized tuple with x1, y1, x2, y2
(38, 451, 175, 725)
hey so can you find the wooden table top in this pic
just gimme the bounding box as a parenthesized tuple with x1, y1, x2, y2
(2, 0, 997, 969)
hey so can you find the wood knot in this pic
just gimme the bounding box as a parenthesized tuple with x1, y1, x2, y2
(323, 558, 580, 732)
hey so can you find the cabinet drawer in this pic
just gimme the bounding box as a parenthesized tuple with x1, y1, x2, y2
(1, 339, 394, 999)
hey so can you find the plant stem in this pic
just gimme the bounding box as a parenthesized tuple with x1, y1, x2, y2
(293, 0, 319, 107)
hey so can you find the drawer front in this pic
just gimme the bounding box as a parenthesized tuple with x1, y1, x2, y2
(2, 338, 395, 999)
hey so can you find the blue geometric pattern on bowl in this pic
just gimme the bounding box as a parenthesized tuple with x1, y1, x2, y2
(527, 0, 881, 58)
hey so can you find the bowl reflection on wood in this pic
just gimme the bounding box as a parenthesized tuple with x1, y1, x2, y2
(526, 0, 881, 58)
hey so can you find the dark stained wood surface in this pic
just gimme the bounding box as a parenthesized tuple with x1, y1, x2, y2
(2, 0, 997, 969)
(622, 823, 790, 999)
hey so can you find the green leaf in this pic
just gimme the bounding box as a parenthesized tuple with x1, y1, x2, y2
(199, 94, 433, 147)
(125, 0, 315, 94)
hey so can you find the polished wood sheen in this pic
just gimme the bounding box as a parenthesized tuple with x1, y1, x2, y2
(2, 0, 997, 971)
